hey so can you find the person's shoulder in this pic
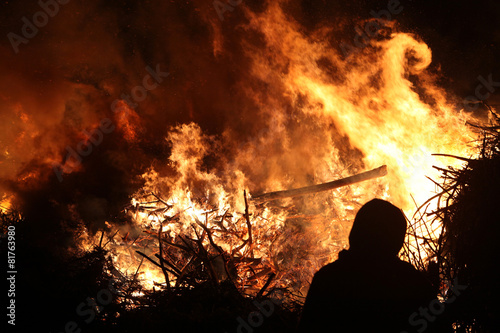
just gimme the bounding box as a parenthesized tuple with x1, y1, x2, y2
(314, 259, 342, 277)
(313, 250, 352, 279)
(394, 259, 433, 288)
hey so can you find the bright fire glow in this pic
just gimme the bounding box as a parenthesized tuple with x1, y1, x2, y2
(99, 3, 480, 297)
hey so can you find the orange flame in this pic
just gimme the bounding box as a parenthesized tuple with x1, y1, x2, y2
(105, 3, 481, 295)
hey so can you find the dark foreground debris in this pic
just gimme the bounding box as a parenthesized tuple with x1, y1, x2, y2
(413, 108, 500, 332)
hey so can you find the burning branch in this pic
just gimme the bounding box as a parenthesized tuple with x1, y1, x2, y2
(243, 190, 254, 258)
(157, 220, 171, 292)
(251, 165, 388, 203)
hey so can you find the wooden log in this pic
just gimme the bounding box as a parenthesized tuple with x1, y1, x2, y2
(251, 165, 387, 203)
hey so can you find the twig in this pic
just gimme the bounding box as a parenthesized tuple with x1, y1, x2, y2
(157, 220, 171, 291)
(103, 230, 120, 248)
(431, 154, 471, 162)
(99, 230, 105, 248)
(244, 190, 254, 258)
(154, 254, 181, 277)
(256, 273, 276, 298)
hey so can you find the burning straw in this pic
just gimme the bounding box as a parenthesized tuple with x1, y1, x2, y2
(408, 107, 500, 332)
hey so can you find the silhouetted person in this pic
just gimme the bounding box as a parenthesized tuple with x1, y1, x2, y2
(298, 199, 439, 332)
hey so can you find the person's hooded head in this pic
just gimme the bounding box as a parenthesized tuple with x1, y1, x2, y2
(348, 199, 407, 257)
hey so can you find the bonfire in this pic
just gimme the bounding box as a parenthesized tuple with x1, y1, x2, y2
(0, 1, 496, 332)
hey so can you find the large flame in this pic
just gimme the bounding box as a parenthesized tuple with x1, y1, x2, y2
(104, 3, 479, 296)
(0, 1, 483, 299)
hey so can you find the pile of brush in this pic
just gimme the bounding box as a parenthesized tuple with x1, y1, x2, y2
(415, 108, 500, 332)
(112, 191, 303, 332)
(0, 200, 302, 333)
(127, 191, 284, 295)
